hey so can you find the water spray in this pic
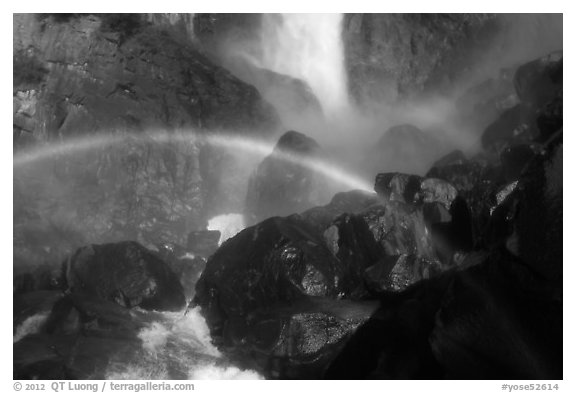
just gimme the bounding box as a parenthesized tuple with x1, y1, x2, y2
(14, 130, 375, 193)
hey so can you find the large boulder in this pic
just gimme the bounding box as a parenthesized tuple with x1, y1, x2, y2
(64, 241, 186, 311)
(194, 212, 385, 378)
(325, 133, 563, 379)
(245, 131, 324, 225)
(223, 298, 378, 379)
(326, 244, 562, 379)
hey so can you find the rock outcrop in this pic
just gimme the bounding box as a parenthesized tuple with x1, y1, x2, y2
(64, 241, 186, 311)
(245, 130, 324, 225)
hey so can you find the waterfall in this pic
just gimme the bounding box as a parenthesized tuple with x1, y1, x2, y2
(258, 14, 350, 116)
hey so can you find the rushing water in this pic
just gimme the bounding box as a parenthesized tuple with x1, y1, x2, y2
(258, 14, 349, 115)
(207, 213, 246, 245)
(13, 307, 263, 379)
(14, 130, 374, 379)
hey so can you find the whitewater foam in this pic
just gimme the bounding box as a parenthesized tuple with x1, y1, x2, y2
(14, 311, 49, 343)
(208, 213, 246, 245)
(188, 365, 263, 380)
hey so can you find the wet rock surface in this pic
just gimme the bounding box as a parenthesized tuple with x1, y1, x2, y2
(14, 15, 562, 381)
(65, 241, 186, 312)
(245, 130, 325, 225)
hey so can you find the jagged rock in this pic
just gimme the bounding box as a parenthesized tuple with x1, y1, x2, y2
(326, 247, 562, 379)
(326, 134, 563, 379)
(301, 190, 379, 234)
(194, 211, 385, 378)
(536, 90, 562, 142)
(416, 178, 458, 211)
(426, 152, 506, 246)
(360, 202, 435, 260)
(364, 254, 443, 293)
(245, 131, 323, 225)
(195, 215, 341, 336)
(13, 13, 280, 249)
(429, 250, 562, 379)
(508, 134, 562, 283)
(155, 243, 207, 300)
(455, 68, 518, 131)
(343, 14, 502, 104)
(13, 14, 279, 140)
(481, 104, 538, 152)
(222, 59, 324, 125)
(374, 172, 422, 205)
(514, 51, 562, 108)
(500, 144, 536, 182)
(222, 298, 378, 379)
(323, 214, 385, 298)
(430, 196, 474, 259)
(193, 14, 323, 125)
(64, 241, 186, 311)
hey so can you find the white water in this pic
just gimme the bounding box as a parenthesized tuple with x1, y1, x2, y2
(259, 14, 349, 116)
(13, 311, 49, 343)
(106, 307, 263, 379)
(208, 213, 246, 245)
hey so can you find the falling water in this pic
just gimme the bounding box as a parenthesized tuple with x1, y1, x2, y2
(258, 14, 350, 115)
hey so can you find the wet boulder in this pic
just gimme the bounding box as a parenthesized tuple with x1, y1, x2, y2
(323, 214, 385, 298)
(426, 152, 506, 246)
(194, 212, 385, 378)
(223, 298, 378, 379)
(508, 134, 562, 284)
(429, 250, 562, 379)
(301, 190, 379, 234)
(536, 90, 562, 142)
(416, 178, 458, 211)
(360, 202, 435, 259)
(364, 254, 443, 293)
(155, 243, 207, 301)
(326, 247, 562, 379)
(195, 215, 342, 336)
(481, 104, 538, 152)
(374, 173, 422, 205)
(500, 144, 536, 182)
(245, 130, 323, 225)
(514, 51, 562, 108)
(64, 241, 186, 312)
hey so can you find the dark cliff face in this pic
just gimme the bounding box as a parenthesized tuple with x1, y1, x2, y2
(13, 13, 279, 144)
(193, 13, 324, 127)
(13, 14, 281, 265)
(343, 14, 562, 108)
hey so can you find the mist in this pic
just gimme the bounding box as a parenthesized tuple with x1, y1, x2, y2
(203, 13, 562, 180)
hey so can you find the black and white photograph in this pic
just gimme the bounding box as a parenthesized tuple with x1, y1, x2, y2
(11, 7, 565, 384)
